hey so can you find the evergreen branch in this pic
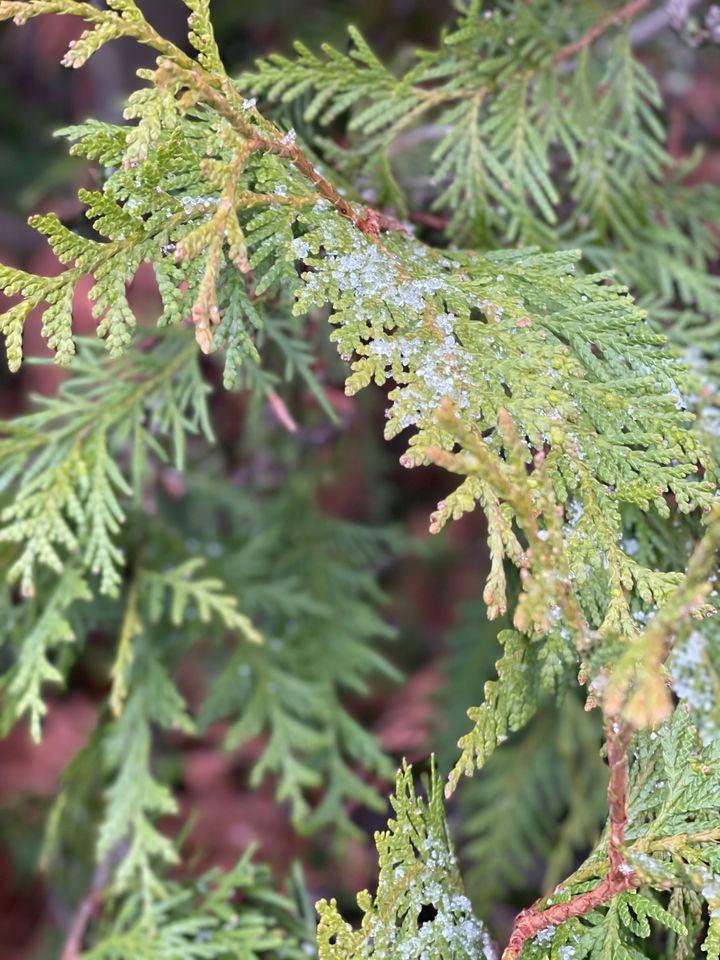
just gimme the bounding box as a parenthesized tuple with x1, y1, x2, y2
(4, 1, 405, 258)
(140, 559, 263, 644)
(0, 567, 91, 740)
(606, 508, 720, 725)
(77, 851, 314, 959)
(503, 718, 637, 959)
(0, 335, 206, 596)
(552, 0, 654, 65)
(98, 642, 194, 902)
(195, 485, 398, 833)
(500, 510, 720, 955)
(316, 761, 494, 960)
(0, 1, 195, 70)
(0, 5, 718, 955)
(170, 62, 406, 241)
(501, 704, 720, 958)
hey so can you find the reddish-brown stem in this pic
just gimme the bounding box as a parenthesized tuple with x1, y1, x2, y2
(257, 136, 406, 238)
(408, 210, 452, 231)
(60, 891, 101, 960)
(502, 718, 637, 959)
(552, 0, 653, 64)
(606, 717, 633, 872)
(176, 68, 405, 243)
(503, 872, 636, 958)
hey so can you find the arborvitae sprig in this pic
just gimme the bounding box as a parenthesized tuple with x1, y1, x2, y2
(516, 708, 720, 960)
(79, 850, 315, 959)
(0, 2, 719, 959)
(0, 333, 211, 598)
(245, 0, 720, 522)
(193, 478, 400, 832)
(243, 3, 720, 380)
(316, 760, 494, 960)
(335, 707, 720, 960)
(2, 0, 716, 764)
(0, 566, 91, 740)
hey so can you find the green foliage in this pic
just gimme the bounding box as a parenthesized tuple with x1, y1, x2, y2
(0, 2, 718, 959)
(193, 479, 400, 832)
(327, 708, 720, 960)
(0, 353, 398, 911)
(513, 709, 720, 960)
(98, 643, 194, 901)
(31, 457, 401, 903)
(243, 6, 720, 379)
(0, 334, 210, 597)
(80, 850, 315, 959)
(0, 566, 91, 739)
(316, 760, 493, 960)
(141, 559, 263, 642)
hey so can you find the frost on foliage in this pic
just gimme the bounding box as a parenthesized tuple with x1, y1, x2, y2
(316, 761, 494, 960)
(0, 0, 715, 685)
(245, 11, 720, 396)
(512, 709, 720, 960)
(668, 620, 720, 745)
(291, 202, 717, 771)
(0, 1, 719, 949)
(293, 208, 714, 534)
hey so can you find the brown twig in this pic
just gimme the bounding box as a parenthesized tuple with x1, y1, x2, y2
(606, 717, 633, 872)
(502, 718, 637, 959)
(552, 0, 653, 64)
(408, 210, 452, 231)
(503, 872, 637, 959)
(175, 67, 405, 243)
(260, 136, 406, 238)
(60, 891, 102, 960)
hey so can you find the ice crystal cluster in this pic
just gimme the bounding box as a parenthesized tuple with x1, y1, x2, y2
(317, 763, 495, 960)
(0, 1, 719, 959)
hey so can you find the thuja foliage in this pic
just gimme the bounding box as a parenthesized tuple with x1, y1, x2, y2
(78, 851, 316, 960)
(0, 1, 719, 958)
(317, 761, 494, 960)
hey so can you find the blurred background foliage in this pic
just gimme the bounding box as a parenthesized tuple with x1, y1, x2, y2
(0, 2, 718, 958)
